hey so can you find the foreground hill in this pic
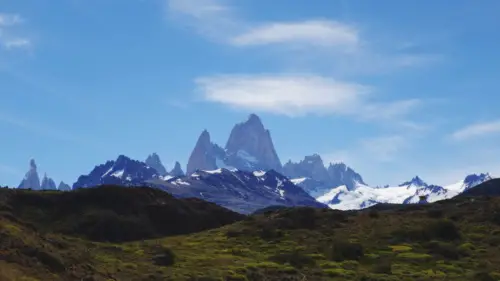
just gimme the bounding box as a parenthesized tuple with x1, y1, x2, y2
(1, 180, 500, 280)
(0, 185, 244, 242)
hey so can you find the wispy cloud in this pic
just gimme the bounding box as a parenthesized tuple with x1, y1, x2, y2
(0, 13, 31, 50)
(230, 20, 359, 50)
(451, 120, 500, 141)
(166, 0, 240, 41)
(196, 74, 420, 119)
(165, 0, 440, 74)
(0, 14, 23, 26)
(359, 135, 410, 162)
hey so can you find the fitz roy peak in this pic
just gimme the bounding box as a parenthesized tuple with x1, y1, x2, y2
(186, 114, 282, 175)
(224, 114, 282, 173)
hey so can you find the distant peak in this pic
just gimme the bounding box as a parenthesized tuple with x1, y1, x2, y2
(400, 176, 427, 187)
(116, 155, 131, 163)
(29, 159, 37, 170)
(242, 113, 264, 129)
(248, 113, 261, 123)
(198, 129, 211, 142)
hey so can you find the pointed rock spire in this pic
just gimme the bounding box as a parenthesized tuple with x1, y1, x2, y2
(225, 113, 282, 172)
(18, 159, 41, 190)
(170, 161, 185, 177)
(57, 181, 72, 191)
(41, 173, 57, 190)
(186, 130, 219, 175)
(145, 153, 168, 176)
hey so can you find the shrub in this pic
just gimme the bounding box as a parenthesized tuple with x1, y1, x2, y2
(329, 240, 364, 262)
(427, 208, 444, 218)
(473, 271, 496, 281)
(152, 247, 176, 267)
(424, 241, 466, 260)
(372, 259, 392, 274)
(425, 220, 461, 241)
(259, 225, 283, 240)
(268, 250, 316, 269)
(368, 209, 379, 218)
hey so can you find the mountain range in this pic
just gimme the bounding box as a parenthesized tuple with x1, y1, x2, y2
(11, 113, 495, 214)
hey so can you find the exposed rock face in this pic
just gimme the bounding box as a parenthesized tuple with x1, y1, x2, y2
(18, 159, 41, 190)
(149, 168, 327, 214)
(283, 154, 330, 183)
(73, 155, 159, 189)
(57, 181, 72, 191)
(326, 162, 366, 191)
(225, 114, 282, 172)
(283, 154, 365, 196)
(186, 130, 226, 175)
(40, 173, 57, 190)
(145, 153, 168, 176)
(170, 161, 184, 177)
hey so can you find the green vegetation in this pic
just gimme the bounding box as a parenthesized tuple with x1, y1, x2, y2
(1, 186, 500, 280)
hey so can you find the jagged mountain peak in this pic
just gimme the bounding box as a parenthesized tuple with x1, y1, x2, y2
(57, 181, 71, 191)
(145, 152, 168, 176)
(73, 155, 159, 189)
(170, 161, 185, 177)
(29, 159, 37, 170)
(40, 173, 57, 190)
(18, 159, 41, 190)
(400, 176, 427, 187)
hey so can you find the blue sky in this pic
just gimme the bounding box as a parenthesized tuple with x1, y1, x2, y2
(1, 0, 500, 187)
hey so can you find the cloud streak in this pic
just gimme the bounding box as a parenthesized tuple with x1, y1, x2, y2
(0, 13, 31, 50)
(230, 20, 359, 50)
(196, 74, 420, 119)
(451, 120, 500, 141)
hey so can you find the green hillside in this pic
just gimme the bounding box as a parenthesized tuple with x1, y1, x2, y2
(1, 184, 500, 280)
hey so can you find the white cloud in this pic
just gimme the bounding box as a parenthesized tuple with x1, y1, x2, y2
(3, 38, 30, 49)
(230, 20, 359, 50)
(0, 13, 31, 50)
(451, 120, 500, 141)
(196, 74, 419, 119)
(0, 14, 23, 26)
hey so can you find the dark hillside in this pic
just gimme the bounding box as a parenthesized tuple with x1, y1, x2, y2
(0, 185, 244, 242)
(458, 178, 500, 197)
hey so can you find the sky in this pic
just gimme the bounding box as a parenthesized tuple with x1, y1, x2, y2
(1, 0, 500, 188)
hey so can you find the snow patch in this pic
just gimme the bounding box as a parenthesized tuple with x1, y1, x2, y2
(253, 171, 266, 177)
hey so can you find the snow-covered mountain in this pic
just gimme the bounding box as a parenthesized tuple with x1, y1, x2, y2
(186, 114, 282, 175)
(72, 154, 324, 214)
(149, 168, 326, 214)
(317, 173, 493, 210)
(73, 155, 160, 189)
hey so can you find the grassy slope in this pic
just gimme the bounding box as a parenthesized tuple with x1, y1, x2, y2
(1, 187, 500, 280)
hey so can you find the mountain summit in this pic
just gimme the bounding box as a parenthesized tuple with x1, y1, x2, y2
(145, 153, 167, 176)
(18, 159, 41, 190)
(225, 114, 282, 172)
